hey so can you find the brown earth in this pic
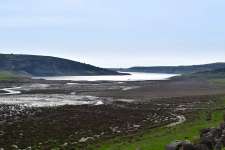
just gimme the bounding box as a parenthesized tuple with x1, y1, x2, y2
(0, 78, 225, 149)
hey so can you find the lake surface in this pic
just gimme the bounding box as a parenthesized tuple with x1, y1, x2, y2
(34, 72, 178, 81)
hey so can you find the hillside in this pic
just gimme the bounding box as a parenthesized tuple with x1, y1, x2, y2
(0, 54, 121, 76)
(188, 67, 225, 79)
(0, 71, 19, 80)
(117, 63, 225, 74)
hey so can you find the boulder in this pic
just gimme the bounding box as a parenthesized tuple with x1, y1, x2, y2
(181, 143, 195, 150)
(194, 144, 210, 150)
(165, 141, 183, 150)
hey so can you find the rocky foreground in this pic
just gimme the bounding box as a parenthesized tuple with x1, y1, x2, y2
(166, 113, 225, 150)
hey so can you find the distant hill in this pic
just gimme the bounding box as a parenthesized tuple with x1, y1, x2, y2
(0, 54, 121, 76)
(117, 63, 225, 74)
(187, 68, 225, 79)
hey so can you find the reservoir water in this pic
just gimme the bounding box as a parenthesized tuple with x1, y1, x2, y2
(33, 72, 178, 81)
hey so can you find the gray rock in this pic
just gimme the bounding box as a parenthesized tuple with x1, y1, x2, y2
(194, 144, 210, 150)
(165, 141, 183, 150)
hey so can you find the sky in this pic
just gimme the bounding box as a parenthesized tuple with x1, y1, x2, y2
(0, 0, 225, 68)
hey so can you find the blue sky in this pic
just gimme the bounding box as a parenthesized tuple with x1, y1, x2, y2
(0, 0, 225, 67)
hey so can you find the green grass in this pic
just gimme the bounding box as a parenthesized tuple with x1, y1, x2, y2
(209, 78, 225, 86)
(89, 98, 225, 150)
(177, 72, 225, 83)
(0, 71, 17, 80)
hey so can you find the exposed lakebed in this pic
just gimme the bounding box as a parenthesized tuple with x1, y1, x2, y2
(0, 83, 138, 107)
(1, 77, 224, 149)
(0, 72, 177, 107)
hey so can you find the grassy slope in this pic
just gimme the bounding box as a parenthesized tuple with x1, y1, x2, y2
(88, 97, 225, 150)
(125, 63, 225, 74)
(0, 54, 121, 76)
(210, 78, 225, 86)
(0, 71, 17, 80)
(198, 70, 225, 86)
